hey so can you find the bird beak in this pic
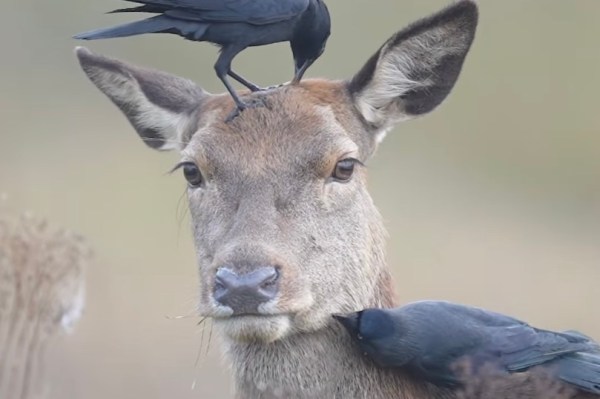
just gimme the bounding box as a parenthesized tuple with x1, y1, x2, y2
(292, 60, 314, 84)
(332, 312, 360, 334)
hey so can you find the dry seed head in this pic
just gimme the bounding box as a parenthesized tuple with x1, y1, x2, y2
(0, 211, 91, 399)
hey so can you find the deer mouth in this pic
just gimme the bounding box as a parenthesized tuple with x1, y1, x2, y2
(214, 314, 292, 343)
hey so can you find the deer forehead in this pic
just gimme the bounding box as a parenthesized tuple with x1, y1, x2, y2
(182, 83, 363, 179)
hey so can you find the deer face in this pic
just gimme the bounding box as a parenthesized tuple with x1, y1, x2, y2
(76, 1, 478, 343)
(180, 85, 386, 342)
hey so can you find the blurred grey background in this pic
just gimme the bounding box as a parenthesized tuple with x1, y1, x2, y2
(1, 0, 599, 398)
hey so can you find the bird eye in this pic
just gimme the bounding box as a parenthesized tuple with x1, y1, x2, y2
(332, 158, 359, 182)
(182, 163, 204, 187)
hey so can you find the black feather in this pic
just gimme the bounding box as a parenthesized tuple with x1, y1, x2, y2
(334, 300, 600, 395)
(108, 5, 169, 14)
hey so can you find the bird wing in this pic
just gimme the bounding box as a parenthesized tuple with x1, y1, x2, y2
(115, 0, 310, 25)
(404, 301, 530, 329)
(488, 325, 593, 372)
(403, 302, 594, 369)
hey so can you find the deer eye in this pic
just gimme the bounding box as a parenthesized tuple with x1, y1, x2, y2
(182, 163, 204, 187)
(332, 158, 359, 182)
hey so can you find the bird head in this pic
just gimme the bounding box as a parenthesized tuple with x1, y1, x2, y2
(333, 308, 396, 342)
(291, 0, 331, 84)
(334, 308, 415, 367)
(332, 311, 362, 337)
(291, 45, 326, 84)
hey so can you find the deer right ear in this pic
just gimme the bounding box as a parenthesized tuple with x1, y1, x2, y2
(348, 1, 478, 133)
(75, 47, 207, 151)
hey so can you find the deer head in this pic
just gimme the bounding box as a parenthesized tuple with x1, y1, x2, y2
(75, 1, 478, 344)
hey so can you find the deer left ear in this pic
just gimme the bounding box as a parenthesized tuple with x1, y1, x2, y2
(348, 0, 478, 132)
(75, 47, 209, 151)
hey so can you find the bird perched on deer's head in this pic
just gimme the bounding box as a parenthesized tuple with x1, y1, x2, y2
(74, 0, 331, 120)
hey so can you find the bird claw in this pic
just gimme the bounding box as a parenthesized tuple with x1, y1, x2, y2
(225, 97, 267, 123)
(247, 84, 263, 92)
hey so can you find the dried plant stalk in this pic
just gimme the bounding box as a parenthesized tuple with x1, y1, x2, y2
(0, 212, 90, 399)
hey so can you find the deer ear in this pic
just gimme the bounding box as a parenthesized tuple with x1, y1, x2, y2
(75, 47, 208, 151)
(349, 1, 478, 132)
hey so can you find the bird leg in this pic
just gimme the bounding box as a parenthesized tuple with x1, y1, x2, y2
(228, 70, 262, 92)
(224, 97, 266, 123)
(215, 46, 267, 122)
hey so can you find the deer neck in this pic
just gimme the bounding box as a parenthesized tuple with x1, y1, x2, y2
(222, 271, 412, 399)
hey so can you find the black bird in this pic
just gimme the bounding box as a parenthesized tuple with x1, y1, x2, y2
(334, 301, 600, 395)
(74, 0, 331, 118)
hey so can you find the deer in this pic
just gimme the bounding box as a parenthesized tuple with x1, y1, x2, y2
(73, 1, 595, 398)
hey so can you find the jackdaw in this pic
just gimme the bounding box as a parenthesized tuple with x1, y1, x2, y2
(334, 300, 600, 395)
(74, 0, 331, 119)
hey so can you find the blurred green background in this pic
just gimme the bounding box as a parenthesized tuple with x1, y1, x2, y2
(1, 0, 599, 398)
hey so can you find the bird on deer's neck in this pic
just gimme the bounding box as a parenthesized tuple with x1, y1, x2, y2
(335, 300, 600, 396)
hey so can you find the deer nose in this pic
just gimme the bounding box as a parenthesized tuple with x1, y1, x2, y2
(213, 267, 280, 315)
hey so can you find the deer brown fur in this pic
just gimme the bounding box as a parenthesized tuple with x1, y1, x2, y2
(74, 1, 592, 398)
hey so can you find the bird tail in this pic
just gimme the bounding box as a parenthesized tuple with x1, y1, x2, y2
(558, 351, 600, 394)
(73, 15, 174, 40)
(108, 4, 169, 14)
(108, 0, 194, 13)
(562, 330, 600, 345)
